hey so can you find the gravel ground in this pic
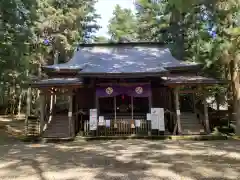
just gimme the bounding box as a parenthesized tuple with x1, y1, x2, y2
(0, 133, 239, 180)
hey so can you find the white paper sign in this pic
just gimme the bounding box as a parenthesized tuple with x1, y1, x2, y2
(147, 113, 151, 121)
(106, 120, 111, 127)
(90, 109, 97, 116)
(98, 116, 105, 126)
(135, 120, 141, 127)
(176, 110, 181, 116)
(158, 108, 165, 131)
(151, 108, 165, 131)
(151, 108, 159, 129)
(89, 109, 97, 130)
(151, 114, 158, 129)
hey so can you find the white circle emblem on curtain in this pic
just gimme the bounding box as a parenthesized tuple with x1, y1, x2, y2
(106, 87, 113, 95)
(135, 86, 143, 94)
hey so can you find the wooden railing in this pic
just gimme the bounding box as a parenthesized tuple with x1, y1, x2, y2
(83, 118, 152, 136)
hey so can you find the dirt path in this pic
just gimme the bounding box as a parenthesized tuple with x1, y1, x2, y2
(0, 138, 239, 180)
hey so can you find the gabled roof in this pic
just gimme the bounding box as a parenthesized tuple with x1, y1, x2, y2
(43, 42, 200, 77)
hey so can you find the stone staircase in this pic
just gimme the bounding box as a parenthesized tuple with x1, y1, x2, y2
(181, 112, 205, 135)
(25, 116, 40, 137)
(43, 115, 73, 138)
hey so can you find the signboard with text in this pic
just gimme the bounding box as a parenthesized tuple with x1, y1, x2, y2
(89, 109, 97, 130)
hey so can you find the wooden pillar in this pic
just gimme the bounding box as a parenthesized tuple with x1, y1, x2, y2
(26, 87, 32, 117)
(25, 87, 32, 134)
(131, 96, 134, 119)
(148, 90, 152, 112)
(203, 91, 210, 133)
(174, 86, 182, 134)
(40, 91, 45, 135)
(114, 96, 117, 120)
(68, 93, 73, 137)
(49, 90, 54, 121)
(192, 92, 196, 113)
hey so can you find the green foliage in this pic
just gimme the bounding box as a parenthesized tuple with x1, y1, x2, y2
(135, 0, 170, 42)
(108, 5, 137, 42)
(0, 0, 100, 114)
(93, 36, 109, 43)
(35, 0, 100, 64)
(0, 0, 38, 113)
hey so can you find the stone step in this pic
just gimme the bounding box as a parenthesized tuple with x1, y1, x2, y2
(180, 113, 205, 135)
(43, 115, 71, 138)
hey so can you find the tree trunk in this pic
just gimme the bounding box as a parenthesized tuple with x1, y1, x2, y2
(226, 65, 234, 123)
(230, 60, 240, 135)
(215, 94, 220, 111)
(170, 7, 185, 60)
(53, 50, 58, 105)
(17, 91, 23, 116)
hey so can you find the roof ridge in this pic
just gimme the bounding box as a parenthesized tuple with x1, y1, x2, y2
(78, 42, 165, 47)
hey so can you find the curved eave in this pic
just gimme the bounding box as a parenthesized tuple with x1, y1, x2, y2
(78, 41, 165, 47)
(162, 75, 229, 85)
(42, 65, 82, 74)
(78, 71, 168, 78)
(29, 78, 83, 88)
(164, 64, 203, 71)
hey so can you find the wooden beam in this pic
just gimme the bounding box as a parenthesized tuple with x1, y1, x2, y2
(174, 86, 182, 134)
(179, 90, 200, 94)
(49, 92, 54, 118)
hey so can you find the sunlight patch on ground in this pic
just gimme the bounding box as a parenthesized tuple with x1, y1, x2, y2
(0, 140, 239, 180)
(43, 167, 101, 180)
(146, 168, 196, 180)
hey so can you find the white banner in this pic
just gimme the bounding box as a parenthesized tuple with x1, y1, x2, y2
(151, 108, 159, 129)
(106, 120, 111, 127)
(98, 116, 105, 126)
(135, 120, 141, 127)
(158, 108, 165, 131)
(89, 109, 97, 130)
(151, 108, 165, 131)
(147, 113, 151, 121)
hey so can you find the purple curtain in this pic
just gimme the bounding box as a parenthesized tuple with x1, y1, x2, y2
(96, 84, 151, 97)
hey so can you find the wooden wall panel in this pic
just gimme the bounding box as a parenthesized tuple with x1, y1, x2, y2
(151, 86, 171, 109)
(76, 87, 95, 113)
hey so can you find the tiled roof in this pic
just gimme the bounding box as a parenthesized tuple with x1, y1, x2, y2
(43, 43, 198, 75)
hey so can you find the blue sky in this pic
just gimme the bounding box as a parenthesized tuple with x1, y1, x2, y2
(95, 0, 135, 37)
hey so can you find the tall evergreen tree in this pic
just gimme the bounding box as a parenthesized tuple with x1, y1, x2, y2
(0, 0, 38, 114)
(135, 0, 169, 42)
(0, 0, 100, 114)
(108, 5, 137, 42)
(36, 0, 100, 64)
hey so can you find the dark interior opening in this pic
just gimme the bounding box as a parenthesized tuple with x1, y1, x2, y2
(180, 94, 194, 112)
(98, 95, 149, 118)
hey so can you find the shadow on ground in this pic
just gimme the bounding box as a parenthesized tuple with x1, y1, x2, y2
(0, 132, 239, 180)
